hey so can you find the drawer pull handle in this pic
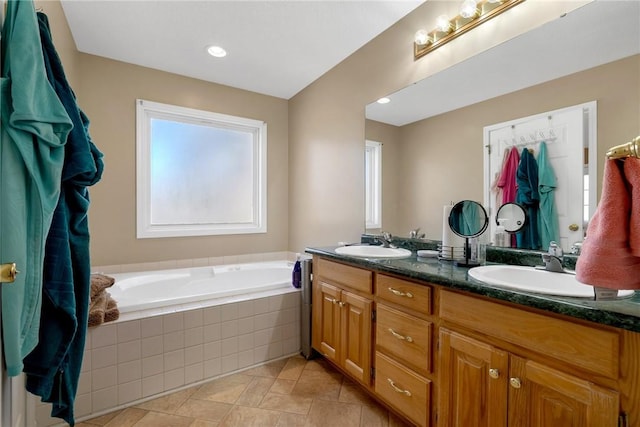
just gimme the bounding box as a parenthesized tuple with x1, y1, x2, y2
(388, 287, 413, 298)
(387, 378, 412, 397)
(489, 368, 500, 379)
(388, 328, 413, 343)
(510, 377, 522, 389)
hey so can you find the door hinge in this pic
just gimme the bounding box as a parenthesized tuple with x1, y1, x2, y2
(485, 143, 492, 155)
(371, 310, 376, 322)
(619, 413, 628, 427)
(370, 367, 375, 380)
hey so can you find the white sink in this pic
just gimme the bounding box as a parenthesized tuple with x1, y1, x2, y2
(335, 245, 412, 259)
(468, 265, 635, 298)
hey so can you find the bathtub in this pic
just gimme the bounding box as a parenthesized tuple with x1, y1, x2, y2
(34, 259, 302, 426)
(109, 260, 296, 314)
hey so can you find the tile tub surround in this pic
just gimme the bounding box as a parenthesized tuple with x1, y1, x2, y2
(35, 292, 301, 426)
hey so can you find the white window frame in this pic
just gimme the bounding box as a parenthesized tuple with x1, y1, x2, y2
(365, 140, 382, 230)
(136, 99, 267, 238)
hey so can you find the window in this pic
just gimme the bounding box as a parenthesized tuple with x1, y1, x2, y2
(136, 99, 267, 238)
(365, 140, 382, 229)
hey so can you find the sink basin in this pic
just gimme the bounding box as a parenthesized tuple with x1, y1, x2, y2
(334, 245, 412, 259)
(468, 265, 635, 298)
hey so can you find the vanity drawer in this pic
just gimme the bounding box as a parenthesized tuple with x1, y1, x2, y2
(375, 274, 432, 315)
(315, 257, 372, 294)
(439, 291, 620, 379)
(376, 304, 431, 376)
(375, 352, 430, 427)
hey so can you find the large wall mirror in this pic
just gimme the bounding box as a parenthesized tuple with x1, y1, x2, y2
(364, 2, 640, 251)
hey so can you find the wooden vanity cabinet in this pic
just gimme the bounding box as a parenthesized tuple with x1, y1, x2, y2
(439, 291, 621, 427)
(312, 257, 373, 386)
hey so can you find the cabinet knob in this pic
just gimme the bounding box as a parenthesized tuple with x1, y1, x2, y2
(509, 377, 522, 389)
(488, 368, 500, 379)
(387, 287, 413, 298)
(388, 328, 413, 343)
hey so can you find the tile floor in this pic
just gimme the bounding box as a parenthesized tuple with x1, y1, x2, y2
(77, 355, 413, 427)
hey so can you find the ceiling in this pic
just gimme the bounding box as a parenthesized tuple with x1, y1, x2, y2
(60, 0, 425, 100)
(366, 1, 640, 126)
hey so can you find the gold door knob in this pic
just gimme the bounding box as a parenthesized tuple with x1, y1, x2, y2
(489, 368, 500, 379)
(569, 223, 579, 232)
(509, 377, 522, 389)
(1, 263, 18, 283)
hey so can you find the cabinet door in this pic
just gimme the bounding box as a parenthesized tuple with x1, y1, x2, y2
(313, 281, 342, 364)
(439, 329, 509, 427)
(341, 290, 373, 385)
(508, 356, 619, 427)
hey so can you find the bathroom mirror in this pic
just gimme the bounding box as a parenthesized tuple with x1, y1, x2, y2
(364, 2, 639, 249)
(495, 203, 526, 233)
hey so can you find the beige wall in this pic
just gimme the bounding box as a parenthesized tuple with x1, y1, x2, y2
(288, 1, 589, 252)
(76, 55, 289, 266)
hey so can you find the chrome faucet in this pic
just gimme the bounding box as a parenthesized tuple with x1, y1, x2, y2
(541, 241, 565, 273)
(409, 228, 425, 239)
(377, 232, 397, 248)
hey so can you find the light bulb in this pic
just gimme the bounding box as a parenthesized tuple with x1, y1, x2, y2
(414, 29, 430, 46)
(460, 0, 478, 18)
(376, 97, 391, 104)
(435, 15, 451, 33)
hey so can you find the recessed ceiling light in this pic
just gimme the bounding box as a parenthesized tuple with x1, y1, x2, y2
(377, 97, 391, 104)
(207, 45, 227, 58)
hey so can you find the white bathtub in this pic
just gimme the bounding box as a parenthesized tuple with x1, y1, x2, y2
(109, 260, 296, 314)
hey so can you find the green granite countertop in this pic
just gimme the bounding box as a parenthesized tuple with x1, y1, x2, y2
(305, 245, 640, 334)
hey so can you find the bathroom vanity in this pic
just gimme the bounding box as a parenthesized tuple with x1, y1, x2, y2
(306, 247, 640, 427)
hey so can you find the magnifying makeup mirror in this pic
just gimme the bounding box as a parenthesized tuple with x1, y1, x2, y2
(496, 202, 527, 233)
(448, 200, 489, 267)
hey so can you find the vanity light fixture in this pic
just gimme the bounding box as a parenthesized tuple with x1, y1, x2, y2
(207, 45, 227, 58)
(414, 0, 525, 60)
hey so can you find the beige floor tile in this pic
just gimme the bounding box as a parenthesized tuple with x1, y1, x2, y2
(175, 398, 233, 422)
(338, 382, 376, 406)
(83, 409, 123, 425)
(303, 400, 361, 427)
(269, 378, 296, 395)
(235, 376, 276, 407)
(191, 374, 253, 403)
(360, 404, 390, 427)
(302, 358, 334, 373)
(103, 408, 148, 426)
(242, 359, 287, 378)
(135, 387, 199, 413)
(218, 405, 281, 427)
(291, 373, 342, 401)
(275, 412, 307, 427)
(277, 356, 307, 381)
(132, 411, 194, 427)
(259, 392, 313, 415)
(189, 420, 220, 427)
